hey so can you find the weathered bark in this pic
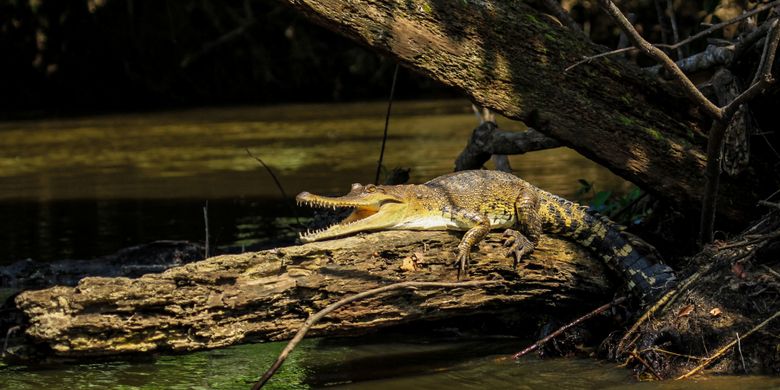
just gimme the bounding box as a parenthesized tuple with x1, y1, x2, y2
(278, 0, 776, 223)
(13, 231, 613, 358)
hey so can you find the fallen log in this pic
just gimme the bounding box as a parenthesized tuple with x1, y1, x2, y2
(12, 231, 613, 359)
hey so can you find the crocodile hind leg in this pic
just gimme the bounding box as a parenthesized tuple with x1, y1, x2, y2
(445, 206, 491, 279)
(508, 191, 542, 268)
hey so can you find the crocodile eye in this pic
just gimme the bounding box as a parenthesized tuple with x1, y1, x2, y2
(365, 184, 376, 193)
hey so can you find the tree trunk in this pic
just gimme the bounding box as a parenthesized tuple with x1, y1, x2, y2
(278, 0, 775, 223)
(13, 231, 612, 358)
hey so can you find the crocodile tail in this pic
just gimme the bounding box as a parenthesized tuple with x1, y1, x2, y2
(537, 194, 676, 302)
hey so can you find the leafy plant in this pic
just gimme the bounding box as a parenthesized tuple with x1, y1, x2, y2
(575, 180, 650, 225)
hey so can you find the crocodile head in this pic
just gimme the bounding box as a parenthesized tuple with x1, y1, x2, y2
(296, 183, 408, 242)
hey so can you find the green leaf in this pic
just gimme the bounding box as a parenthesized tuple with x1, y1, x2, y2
(589, 190, 612, 211)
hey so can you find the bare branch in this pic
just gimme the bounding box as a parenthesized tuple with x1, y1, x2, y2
(644, 44, 734, 76)
(675, 1, 780, 50)
(653, 0, 669, 46)
(700, 119, 729, 243)
(252, 280, 496, 389)
(565, 47, 636, 72)
(513, 296, 627, 359)
(667, 0, 683, 58)
(455, 122, 561, 171)
(598, 0, 722, 120)
(676, 310, 780, 380)
(725, 19, 780, 115)
(732, 20, 774, 64)
(569, 1, 780, 73)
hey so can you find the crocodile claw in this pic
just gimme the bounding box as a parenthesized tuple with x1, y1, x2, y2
(455, 251, 470, 280)
(503, 229, 534, 269)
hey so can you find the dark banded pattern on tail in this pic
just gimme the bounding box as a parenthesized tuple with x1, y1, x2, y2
(535, 193, 676, 301)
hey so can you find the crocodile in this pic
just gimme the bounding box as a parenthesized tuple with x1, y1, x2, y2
(296, 170, 676, 301)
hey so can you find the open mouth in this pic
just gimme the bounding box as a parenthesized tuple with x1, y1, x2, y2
(296, 192, 382, 242)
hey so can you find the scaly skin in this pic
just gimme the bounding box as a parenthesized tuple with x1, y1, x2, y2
(296, 170, 676, 301)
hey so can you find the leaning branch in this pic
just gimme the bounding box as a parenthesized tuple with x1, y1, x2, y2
(513, 296, 627, 359)
(252, 280, 497, 389)
(700, 19, 780, 242)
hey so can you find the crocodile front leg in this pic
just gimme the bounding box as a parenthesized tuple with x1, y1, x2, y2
(444, 206, 491, 279)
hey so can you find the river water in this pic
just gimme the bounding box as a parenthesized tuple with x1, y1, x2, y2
(0, 100, 627, 264)
(1, 101, 775, 388)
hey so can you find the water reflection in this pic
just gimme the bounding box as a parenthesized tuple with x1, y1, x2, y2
(2, 336, 778, 389)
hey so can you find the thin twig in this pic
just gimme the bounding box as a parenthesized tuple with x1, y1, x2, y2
(568, 1, 780, 73)
(2, 325, 20, 358)
(725, 19, 780, 116)
(761, 264, 780, 280)
(565, 47, 637, 72)
(246, 148, 300, 226)
(699, 119, 728, 244)
(667, 0, 683, 59)
(677, 310, 780, 379)
(513, 296, 627, 359)
(678, 1, 780, 49)
(763, 188, 780, 202)
(653, 0, 669, 46)
(251, 280, 496, 389)
(632, 349, 664, 380)
(598, 0, 722, 120)
(375, 63, 400, 185)
(471, 104, 485, 124)
(644, 347, 707, 361)
(717, 230, 780, 250)
(736, 332, 747, 373)
(618, 271, 704, 353)
(758, 200, 780, 209)
(203, 201, 210, 259)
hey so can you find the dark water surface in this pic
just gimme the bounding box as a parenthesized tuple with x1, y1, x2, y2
(2, 101, 773, 388)
(2, 336, 779, 389)
(0, 100, 628, 264)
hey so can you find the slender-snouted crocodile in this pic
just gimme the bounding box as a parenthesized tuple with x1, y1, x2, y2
(296, 170, 676, 302)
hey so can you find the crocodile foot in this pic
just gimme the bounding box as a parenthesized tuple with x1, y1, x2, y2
(503, 229, 535, 269)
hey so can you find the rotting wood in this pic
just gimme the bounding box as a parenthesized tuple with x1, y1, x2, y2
(12, 231, 613, 359)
